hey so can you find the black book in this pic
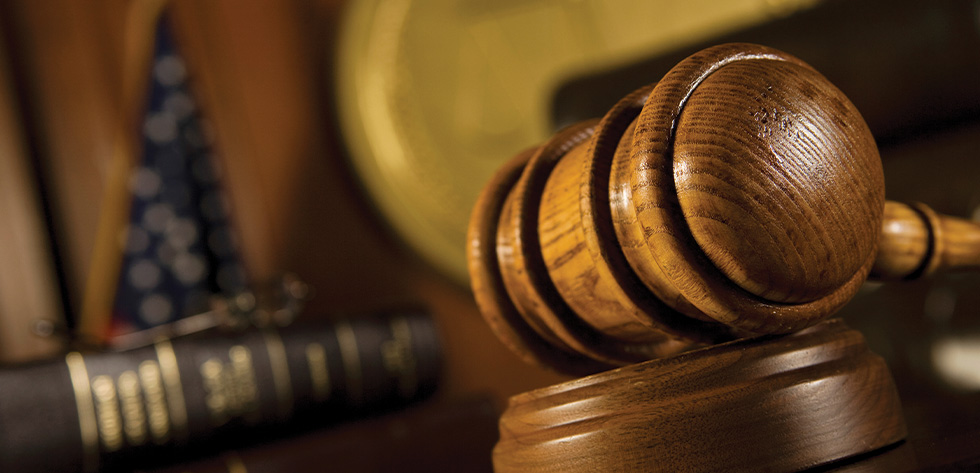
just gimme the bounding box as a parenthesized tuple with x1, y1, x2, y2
(0, 311, 441, 473)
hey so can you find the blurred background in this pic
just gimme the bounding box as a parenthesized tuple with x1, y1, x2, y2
(0, 0, 979, 470)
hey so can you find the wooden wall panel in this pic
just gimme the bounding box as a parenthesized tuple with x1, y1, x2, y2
(0, 22, 64, 362)
(1, 1, 128, 326)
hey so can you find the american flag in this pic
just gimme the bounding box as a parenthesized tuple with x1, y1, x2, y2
(110, 18, 247, 338)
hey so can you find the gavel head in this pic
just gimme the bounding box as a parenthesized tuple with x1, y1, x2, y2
(467, 43, 885, 374)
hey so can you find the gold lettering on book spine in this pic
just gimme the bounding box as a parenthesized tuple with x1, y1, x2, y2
(200, 345, 259, 426)
(229, 346, 259, 422)
(154, 339, 188, 442)
(305, 343, 330, 402)
(381, 316, 418, 398)
(201, 358, 229, 425)
(66, 352, 99, 473)
(138, 360, 171, 443)
(335, 322, 363, 404)
(263, 331, 293, 418)
(117, 370, 147, 446)
(91, 375, 123, 452)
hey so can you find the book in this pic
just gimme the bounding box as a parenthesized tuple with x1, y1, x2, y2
(0, 311, 441, 473)
(139, 396, 499, 473)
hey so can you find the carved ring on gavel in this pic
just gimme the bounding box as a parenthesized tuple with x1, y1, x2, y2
(467, 43, 980, 375)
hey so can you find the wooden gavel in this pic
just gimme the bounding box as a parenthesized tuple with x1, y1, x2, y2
(468, 43, 980, 375)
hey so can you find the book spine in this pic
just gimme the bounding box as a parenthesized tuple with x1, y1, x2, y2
(0, 311, 441, 473)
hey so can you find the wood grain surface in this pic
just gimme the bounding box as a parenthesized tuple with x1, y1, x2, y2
(493, 319, 906, 472)
(616, 43, 880, 336)
(539, 85, 730, 350)
(469, 43, 980, 370)
(874, 201, 980, 280)
(494, 121, 670, 367)
(468, 146, 611, 376)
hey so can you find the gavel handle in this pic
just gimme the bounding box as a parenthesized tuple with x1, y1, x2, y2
(873, 201, 980, 280)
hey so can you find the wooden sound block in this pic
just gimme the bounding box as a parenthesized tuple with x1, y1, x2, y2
(492, 319, 906, 472)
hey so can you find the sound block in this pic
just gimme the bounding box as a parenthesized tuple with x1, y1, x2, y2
(493, 319, 906, 472)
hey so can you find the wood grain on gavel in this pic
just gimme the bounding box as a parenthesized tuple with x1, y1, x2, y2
(492, 319, 906, 472)
(468, 43, 980, 374)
